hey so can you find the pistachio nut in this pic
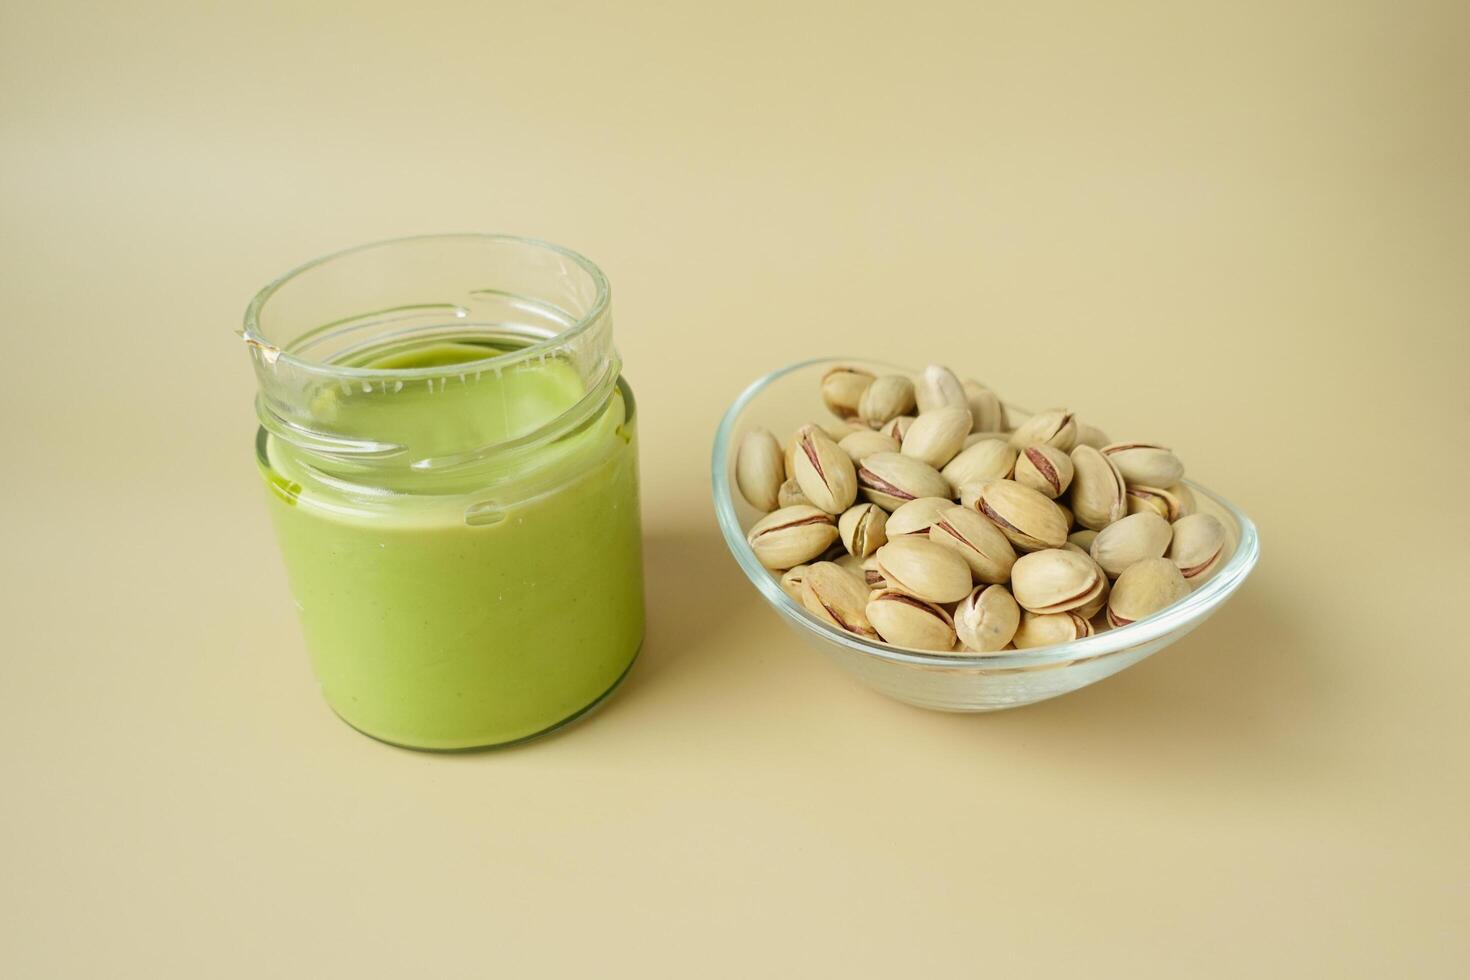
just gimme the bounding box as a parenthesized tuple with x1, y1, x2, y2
(858, 374, 917, 427)
(820, 366, 874, 420)
(1068, 445, 1128, 530)
(1012, 610, 1094, 649)
(901, 406, 971, 469)
(1077, 589, 1109, 622)
(1009, 409, 1077, 451)
(963, 430, 1010, 448)
(928, 505, 1018, 584)
(838, 429, 901, 463)
(973, 479, 1069, 552)
(1055, 501, 1074, 528)
(856, 452, 952, 511)
(942, 438, 1017, 489)
(915, 364, 970, 416)
(881, 414, 915, 444)
(779, 564, 810, 600)
(1165, 482, 1197, 517)
(1010, 548, 1105, 615)
(800, 561, 881, 640)
(777, 478, 812, 509)
(954, 584, 1021, 653)
(962, 380, 1007, 432)
(1075, 421, 1111, 449)
(1125, 485, 1187, 522)
(747, 505, 839, 570)
(1102, 442, 1185, 488)
(873, 537, 974, 604)
(834, 552, 866, 578)
(1013, 444, 1075, 499)
(1067, 529, 1099, 552)
(866, 589, 957, 652)
(787, 422, 854, 478)
(735, 428, 785, 512)
(1089, 511, 1173, 578)
(1107, 557, 1189, 627)
(885, 496, 955, 537)
(1167, 513, 1226, 582)
(838, 503, 888, 559)
(1063, 547, 1112, 619)
(957, 481, 985, 511)
(860, 554, 888, 590)
(792, 424, 858, 515)
(822, 420, 871, 442)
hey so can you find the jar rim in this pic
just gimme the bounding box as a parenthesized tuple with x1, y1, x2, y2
(240, 232, 611, 380)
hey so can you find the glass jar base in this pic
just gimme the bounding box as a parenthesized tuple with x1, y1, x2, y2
(323, 646, 641, 753)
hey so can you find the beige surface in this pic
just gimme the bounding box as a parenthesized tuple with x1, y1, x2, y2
(3, 1, 1468, 976)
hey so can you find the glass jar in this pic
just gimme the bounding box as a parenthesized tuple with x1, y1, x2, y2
(242, 235, 644, 750)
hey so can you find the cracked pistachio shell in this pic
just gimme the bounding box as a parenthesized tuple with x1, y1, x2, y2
(1165, 482, 1197, 517)
(838, 503, 888, 559)
(792, 424, 858, 515)
(1009, 410, 1077, 451)
(856, 452, 952, 511)
(735, 428, 784, 512)
(1014, 445, 1075, 499)
(1107, 557, 1190, 627)
(902, 406, 971, 468)
(820, 366, 874, 420)
(928, 505, 1017, 584)
(800, 561, 881, 640)
(860, 555, 888, 590)
(885, 496, 954, 537)
(873, 537, 974, 604)
(1090, 512, 1173, 578)
(1167, 513, 1227, 582)
(942, 438, 1017, 489)
(915, 364, 970, 416)
(973, 479, 1069, 552)
(785, 423, 853, 480)
(1102, 443, 1185, 488)
(1010, 548, 1105, 615)
(777, 478, 811, 509)
(747, 505, 839, 570)
(838, 429, 900, 463)
(955, 584, 1021, 653)
(1062, 544, 1113, 619)
(779, 564, 810, 600)
(962, 380, 1008, 432)
(858, 374, 917, 427)
(866, 589, 957, 652)
(1126, 485, 1188, 522)
(1075, 422, 1111, 449)
(1069, 446, 1128, 531)
(881, 414, 916, 444)
(1012, 610, 1094, 649)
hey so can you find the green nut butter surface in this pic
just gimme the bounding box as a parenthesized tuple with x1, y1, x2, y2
(259, 341, 644, 750)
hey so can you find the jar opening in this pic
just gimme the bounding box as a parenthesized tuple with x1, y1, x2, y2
(241, 233, 610, 379)
(242, 234, 619, 474)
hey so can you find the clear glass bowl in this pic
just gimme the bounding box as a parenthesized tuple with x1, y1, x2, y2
(711, 358, 1261, 712)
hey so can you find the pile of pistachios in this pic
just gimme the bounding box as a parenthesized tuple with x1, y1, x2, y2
(735, 364, 1228, 653)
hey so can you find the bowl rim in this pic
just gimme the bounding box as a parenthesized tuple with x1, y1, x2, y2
(711, 356, 1261, 671)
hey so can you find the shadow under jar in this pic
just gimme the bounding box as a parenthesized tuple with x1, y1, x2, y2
(242, 235, 645, 750)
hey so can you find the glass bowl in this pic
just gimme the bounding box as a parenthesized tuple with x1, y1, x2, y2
(711, 357, 1261, 712)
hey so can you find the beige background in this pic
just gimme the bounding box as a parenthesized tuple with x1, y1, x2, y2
(3, 1, 1467, 976)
